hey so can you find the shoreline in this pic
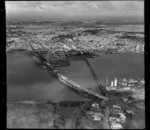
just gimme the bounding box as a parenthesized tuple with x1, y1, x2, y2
(6, 48, 144, 55)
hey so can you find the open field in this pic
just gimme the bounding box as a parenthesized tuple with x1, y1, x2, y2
(7, 100, 145, 129)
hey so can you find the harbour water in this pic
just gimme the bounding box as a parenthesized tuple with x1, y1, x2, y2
(7, 52, 144, 102)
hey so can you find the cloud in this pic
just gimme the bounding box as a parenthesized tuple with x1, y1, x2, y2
(39, 4, 47, 10)
(6, 1, 144, 20)
(96, 2, 115, 11)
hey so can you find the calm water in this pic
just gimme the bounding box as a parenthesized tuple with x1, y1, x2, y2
(112, 25, 144, 32)
(7, 53, 144, 102)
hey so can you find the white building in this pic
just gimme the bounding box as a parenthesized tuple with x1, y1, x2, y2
(114, 78, 118, 87)
(111, 81, 114, 87)
(123, 78, 127, 82)
(140, 79, 145, 84)
(136, 45, 140, 52)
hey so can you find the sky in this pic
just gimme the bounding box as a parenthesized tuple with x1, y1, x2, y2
(6, 1, 144, 21)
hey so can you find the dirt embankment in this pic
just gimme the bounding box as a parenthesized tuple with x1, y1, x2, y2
(7, 101, 145, 129)
(7, 102, 104, 129)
